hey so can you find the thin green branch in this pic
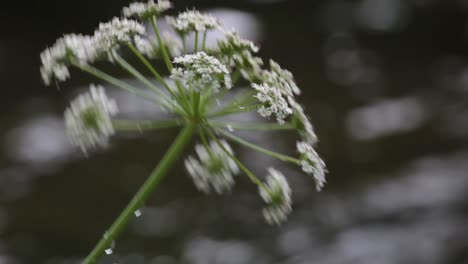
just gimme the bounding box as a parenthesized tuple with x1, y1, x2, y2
(231, 68, 241, 85)
(194, 31, 199, 51)
(126, 43, 191, 116)
(210, 121, 295, 131)
(113, 119, 183, 131)
(182, 35, 187, 54)
(151, 16, 173, 71)
(126, 44, 176, 98)
(70, 60, 163, 106)
(204, 126, 266, 189)
(217, 129, 301, 165)
(208, 104, 261, 118)
(202, 31, 207, 51)
(111, 51, 168, 101)
(211, 89, 257, 115)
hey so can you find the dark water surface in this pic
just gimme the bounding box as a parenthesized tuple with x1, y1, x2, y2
(0, 0, 468, 263)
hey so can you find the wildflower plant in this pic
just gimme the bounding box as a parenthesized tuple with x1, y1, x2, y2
(40, 1, 327, 262)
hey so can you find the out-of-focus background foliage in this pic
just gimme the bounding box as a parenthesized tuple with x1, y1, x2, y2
(1, 0, 468, 263)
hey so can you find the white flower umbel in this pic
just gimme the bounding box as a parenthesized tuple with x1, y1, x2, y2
(253, 82, 293, 124)
(213, 30, 263, 82)
(65, 85, 118, 154)
(93, 18, 145, 51)
(263, 60, 301, 97)
(185, 140, 240, 194)
(40, 34, 99, 85)
(296, 141, 326, 191)
(39, 3, 329, 262)
(290, 100, 318, 145)
(171, 51, 232, 92)
(259, 168, 292, 225)
(167, 10, 220, 35)
(217, 30, 259, 54)
(123, 0, 172, 19)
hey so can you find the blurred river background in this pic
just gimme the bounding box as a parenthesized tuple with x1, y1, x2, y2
(0, 0, 468, 263)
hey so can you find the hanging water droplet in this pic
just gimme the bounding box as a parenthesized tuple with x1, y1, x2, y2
(226, 125, 234, 132)
(105, 248, 113, 255)
(134, 209, 142, 217)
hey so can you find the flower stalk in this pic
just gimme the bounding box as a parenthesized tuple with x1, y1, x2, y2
(82, 123, 195, 264)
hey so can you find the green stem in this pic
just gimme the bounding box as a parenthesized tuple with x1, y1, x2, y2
(202, 31, 207, 50)
(204, 127, 266, 188)
(182, 35, 187, 54)
(194, 31, 199, 52)
(126, 44, 191, 116)
(211, 89, 257, 115)
(126, 44, 176, 98)
(231, 68, 241, 85)
(111, 51, 173, 109)
(198, 127, 214, 157)
(113, 119, 183, 131)
(151, 16, 173, 71)
(82, 123, 196, 264)
(208, 104, 261, 118)
(210, 121, 295, 131)
(70, 60, 162, 106)
(217, 129, 301, 164)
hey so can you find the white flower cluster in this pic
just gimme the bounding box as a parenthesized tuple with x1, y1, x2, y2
(290, 100, 318, 145)
(217, 30, 259, 54)
(253, 82, 292, 124)
(259, 168, 292, 225)
(252, 60, 303, 123)
(185, 140, 240, 194)
(296, 141, 326, 191)
(263, 60, 301, 97)
(134, 33, 182, 59)
(40, 34, 99, 85)
(94, 17, 146, 50)
(40, 18, 146, 85)
(171, 52, 232, 92)
(65, 85, 118, 154)
(167, 10, 220, 35)
(215, 30, 263, 82)
(123, 0, 172, 19)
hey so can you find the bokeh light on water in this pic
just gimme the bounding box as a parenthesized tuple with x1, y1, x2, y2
(0, 0, 467, 263)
